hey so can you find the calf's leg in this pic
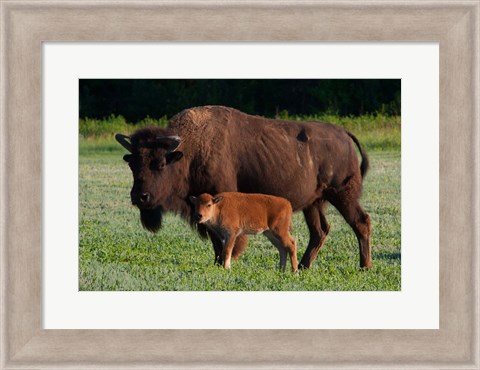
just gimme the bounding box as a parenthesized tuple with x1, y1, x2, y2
(264, 231, 297, 272)
(207, 230, 246, 266)
(222, 234, 237, 269)
(232, 234, 249, 260)
(264, 231, 286, 271)
(277, 232, 298, 273)
(285, 235, 298, 272)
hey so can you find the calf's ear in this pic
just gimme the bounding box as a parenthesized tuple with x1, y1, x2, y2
(213, 196, 223, 204)
(166, 151, 183, 165)
(123, 154, 132, 162)
(188, 196, 197, 205)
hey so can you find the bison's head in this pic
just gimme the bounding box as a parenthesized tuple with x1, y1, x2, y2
(116, 129, 184, 232)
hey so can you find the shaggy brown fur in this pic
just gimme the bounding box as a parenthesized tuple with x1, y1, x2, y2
(190, 192, 298, 272)
(117, 105, 372, 269)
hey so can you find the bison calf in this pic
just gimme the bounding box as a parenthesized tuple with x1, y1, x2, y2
(189, 192, 298, 272)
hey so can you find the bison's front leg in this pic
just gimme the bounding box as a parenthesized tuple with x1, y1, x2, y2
(299, 203, 330, 269)
(207, 229, 224, 265)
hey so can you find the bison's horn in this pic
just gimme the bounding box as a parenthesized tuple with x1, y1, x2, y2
(155, 135, 181, 152)
(115, 133, 133, 153)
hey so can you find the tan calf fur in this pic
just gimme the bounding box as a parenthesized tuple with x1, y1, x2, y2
(189, 192, 298, 272)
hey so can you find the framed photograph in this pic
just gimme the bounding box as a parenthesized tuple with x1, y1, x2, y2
(1, 1, 478, 369)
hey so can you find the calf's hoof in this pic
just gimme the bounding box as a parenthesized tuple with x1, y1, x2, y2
(360, 261, 373, 270)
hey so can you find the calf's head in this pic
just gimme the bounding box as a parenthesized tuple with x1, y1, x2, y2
(189, 194, 223, 224)
(116, 130, 184, 232)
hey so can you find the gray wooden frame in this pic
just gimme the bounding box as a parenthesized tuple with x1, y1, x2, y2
(1, 1, 479, 369)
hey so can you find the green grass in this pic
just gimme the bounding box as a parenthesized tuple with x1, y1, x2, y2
(79, 145, 401, 291)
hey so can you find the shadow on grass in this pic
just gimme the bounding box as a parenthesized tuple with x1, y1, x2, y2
(374, 251, 401, 262)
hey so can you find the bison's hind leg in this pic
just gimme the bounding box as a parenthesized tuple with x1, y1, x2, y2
(349, 205, 372, 269)
(328, 177, 372, 269)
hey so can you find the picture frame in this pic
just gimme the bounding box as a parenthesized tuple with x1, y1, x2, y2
(1, 1, 478, 368)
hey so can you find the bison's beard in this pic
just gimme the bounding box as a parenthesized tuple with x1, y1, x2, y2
(139, 207, 163, 233)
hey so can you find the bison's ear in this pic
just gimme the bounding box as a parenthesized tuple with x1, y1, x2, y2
(189, 196, 198, 205)
(156, 135, 181, 152)
(213, 196, 223, 204)
(123, 154, 132, 162)
(166, 151, 183, 165)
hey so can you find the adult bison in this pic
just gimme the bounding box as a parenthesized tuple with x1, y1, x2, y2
(116, 106, 372, 269)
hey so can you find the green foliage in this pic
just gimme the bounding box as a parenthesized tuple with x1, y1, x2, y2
(79, 150, 401, 291)
(79, 114, 169, 139)
(80, 79, 401, 121)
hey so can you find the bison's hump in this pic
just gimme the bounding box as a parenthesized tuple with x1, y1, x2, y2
(169, 106, 232, 128)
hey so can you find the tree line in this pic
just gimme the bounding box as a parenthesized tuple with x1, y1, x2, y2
(80, 79, 400, 122)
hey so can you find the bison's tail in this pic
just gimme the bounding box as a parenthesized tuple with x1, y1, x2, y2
(347, 132, 369, 178)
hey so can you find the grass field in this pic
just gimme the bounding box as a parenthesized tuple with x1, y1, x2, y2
(79, 116, 401, 291)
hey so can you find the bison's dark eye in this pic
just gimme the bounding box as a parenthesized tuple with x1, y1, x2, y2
(123, 154, 132, 162)
(149, 159, 165, 171)
(166, 151, 184, 164)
